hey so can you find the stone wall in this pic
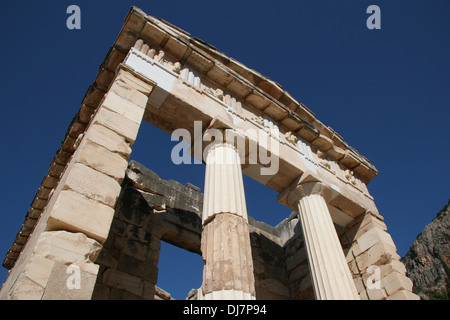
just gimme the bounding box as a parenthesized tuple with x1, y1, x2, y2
(91, 160, 317, 300)
(91, 160, 203, 299)
(0, 68, 155, 300)
(340, 211, 417, 300)
(2, 157, 415, 300)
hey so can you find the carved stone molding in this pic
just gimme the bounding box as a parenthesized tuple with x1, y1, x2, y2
(279, 180, 337, 211)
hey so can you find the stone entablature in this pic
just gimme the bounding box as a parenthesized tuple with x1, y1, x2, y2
(125, 30, 376, 186)
(123, 37, 376, 210)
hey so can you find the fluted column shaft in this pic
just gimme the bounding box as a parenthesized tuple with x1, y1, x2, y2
(295, 183, 359, 300)
(200, 136, 255, 300)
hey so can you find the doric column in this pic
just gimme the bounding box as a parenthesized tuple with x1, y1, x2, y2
(282, 181, 359, 300)
(200, 129, 255, 300)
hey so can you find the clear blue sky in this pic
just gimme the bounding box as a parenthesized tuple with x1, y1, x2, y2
(0, 1, 448, 300)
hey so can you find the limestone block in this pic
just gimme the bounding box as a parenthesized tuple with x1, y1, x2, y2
(102, 268, 144, 297)
(344, 213, 387, 243)
(359, 290, 369, 300)
(63, 163, 121, 207)
(115, 68, 154, 97)
(74, 260, 100, 275)
(76, 140, 129, 183)
(85, 123, 131, 157)
(101, 91, 145, 124)
(381, 272, 413, 296)
(47, 190, 115, 243)
(93, 107, 141, 145)
(95, 249, 119, 269)
(143, 260, 159, 284)
(285, 247, 307, 271)
(23, 255, 55, 288)
(252, 259, 264, 275)
(356, 227, 396, 253)
(126, 224, 148, 243)
(34, 231, 102, 264)
(112, 236, 150, 261)
(354, 251, 370, 271)
(385, 289, 420, 300)
(108, 288, 142, 300)
(259, 278, 290, 297)
(90, 282, 111, 300)
(355, 241, 400, 271)
(298, 274, 312, 293)
(367, 241, 400, 266)
(345, 245, 358, 263)
(366, 285, 387, 300)
(110, 78, 150, 108)
(353, 276, 365, 294)
(117, 253, 147, 278)
(379, 260, 407, 278)
(11, 277, 44, 300)
(142, 281, 156, 300)
(287, 263, 309, 283)
(41, 261, 98, 300)
(348, 259, 359, 276)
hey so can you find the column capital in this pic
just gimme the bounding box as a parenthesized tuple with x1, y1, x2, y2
(278, 179, 337, 211)
(203, 124, 247, 167)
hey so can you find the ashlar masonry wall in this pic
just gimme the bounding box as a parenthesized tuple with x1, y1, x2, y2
(0, 68, 155, 300)
(91, 160, 309, 300)
(88, 160, 415, 300)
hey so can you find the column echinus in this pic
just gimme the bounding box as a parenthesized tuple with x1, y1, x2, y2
(200, 128, 256, 300)
(283, 181, 359, 300)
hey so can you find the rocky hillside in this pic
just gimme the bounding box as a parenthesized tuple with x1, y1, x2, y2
(402, 201, 450, 300)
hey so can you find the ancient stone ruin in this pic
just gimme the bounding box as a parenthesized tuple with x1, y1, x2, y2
(0, 7, 419, 300)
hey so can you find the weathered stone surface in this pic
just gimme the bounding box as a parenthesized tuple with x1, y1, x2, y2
(34, 231, 102, 264)
(22, 255, 55, 288)
(85, 123, 132, 157)
(110, 78, 150, 108)
(381, 272, 414, 296)
(201, 213, 255, 296)
(42, 261, 98, 300)
(101, 91, 145, 124)
(102, 269, 145, 297)
(385, 289, 420, 300)
(115, 68, 155, 97)
(356, 227, 395, 253)
(93, 107, 141, 145)
(10, 277, 44, 300)
(47, 190, 115, 243)
(76, 140, 129, 183)
(63, 163, 121, 207)
(354, 241, 400, 272)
